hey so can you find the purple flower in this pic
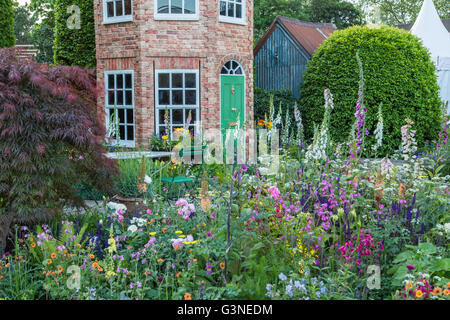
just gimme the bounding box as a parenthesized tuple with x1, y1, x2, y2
(406, 264, 415, 270)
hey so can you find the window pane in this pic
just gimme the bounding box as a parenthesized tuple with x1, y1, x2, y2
(228, 2, 235, 17)
(107, 1, 114, 17)
(185, 90, 196, 105)
(126, 126, 134, 141)
(118, 108, 125, 124)
(125, 74, 132, 88)
(159, 110, 166, 124)
(159, 126, 167, 135)
(124, 0, 132, 15)
(125, 90, 133, 105)
(220, 1, 226, 16)
(235, 67, 243, 74)
(236, 4, 242, 18)
(185, 73, 196, 88)
(116, 74, 123, 88)
(158, 73, 170, 88)
(172, 90, 183, 105)
(172, 73, 183, 88)
(108, 108, 115, 118)
(159, 90, 170, 104)
(127, 109, 134, 124)
(119, 125, 125, 140)
(115, 0, 123, 16)
(117, 90, 124, 105)
(172, 109, 183, 124)
(108, 91, 115, 105)
(108, 74, 115, 89)
(184, 0, 195, 14)
(171, 0, 182, 13)
(157, 0, 169, 13)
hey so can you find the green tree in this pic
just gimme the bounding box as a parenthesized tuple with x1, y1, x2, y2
(254, 0, 309, 42)
(0, 0, 16, 48)
(357, 0, 450, 25)
(53, 0, 96, 68)
(32, 14, 55, 64)
(308, 0, 365, 29)
(14, 4, 38, 45)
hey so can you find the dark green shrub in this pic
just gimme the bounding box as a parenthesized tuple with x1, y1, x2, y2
(254, 86, 300, 124)
(0, 0, 15, 48)
(53, 0, 96, 68)
(300, 26, 442, 156)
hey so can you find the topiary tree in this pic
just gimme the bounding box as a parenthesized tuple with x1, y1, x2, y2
(300, 25, 442, 156)
(0, 48, 117, 255)
(0, 0, 15, 48)
(53, 0, 96, 68)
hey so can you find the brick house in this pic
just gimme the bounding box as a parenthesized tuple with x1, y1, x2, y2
(94, 0, 254, 149)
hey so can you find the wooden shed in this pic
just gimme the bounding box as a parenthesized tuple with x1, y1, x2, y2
(254, 16, 336, 98)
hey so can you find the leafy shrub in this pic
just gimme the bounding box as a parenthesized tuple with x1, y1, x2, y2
(300, 26, 442, 156)
(0, 48, 117, 254)
(0, 0, 15, 48)
(254, 87, 300, 123)
(53, 0, 96, 68)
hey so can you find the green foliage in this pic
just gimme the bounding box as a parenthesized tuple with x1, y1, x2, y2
(0, 0, 15, 48)
(254, 87, 300, 124)
(388, 242, 450, 288)
(53, 0, 95, 68)
(14, 4, 38, 45)
(32, 15, 55, 64)
(300, 26, 442, 156)
(307, 0, 364, 29)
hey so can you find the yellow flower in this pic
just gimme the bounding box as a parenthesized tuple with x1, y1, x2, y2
(149, 232, 156, 236)
(162, 135, 168, 141)
(175, 231, 183, 234)
(444, 289, 450, 296)
(415, 290, 423, 298)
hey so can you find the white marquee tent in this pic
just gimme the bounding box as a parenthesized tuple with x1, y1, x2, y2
(410, 0, 450, 114)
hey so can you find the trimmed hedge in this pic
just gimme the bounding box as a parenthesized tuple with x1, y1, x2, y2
(54, 0, 96, 68)
(0, 0, 15, 48)
(300, 26, 442, 156)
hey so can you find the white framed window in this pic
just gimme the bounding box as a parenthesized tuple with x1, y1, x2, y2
(155, 70, 200, 139)
(154, 0, 199, 20)
(105, 70, 135, 148)
(103, 0, 133, 24)
(219, 0, 246, 25)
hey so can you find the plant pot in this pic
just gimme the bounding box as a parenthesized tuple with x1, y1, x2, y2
(114, 195, 148, 215)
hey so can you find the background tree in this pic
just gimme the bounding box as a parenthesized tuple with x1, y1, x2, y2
(32, 14, 55, 64)
(356, 0, 450, 25)
(14, 3, 38, 45)
(0, 48, 117, 255)
(308, 0, 364, 29)
(254, 0, 309, 42)
(0, 0, 16, 48)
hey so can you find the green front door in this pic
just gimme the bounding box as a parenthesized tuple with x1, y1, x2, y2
(221, 75, 245, 162)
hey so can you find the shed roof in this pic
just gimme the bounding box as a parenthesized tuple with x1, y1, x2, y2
(254, 16, 337, 57)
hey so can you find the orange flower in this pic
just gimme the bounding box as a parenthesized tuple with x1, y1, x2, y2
(89, 254, 95, 259)
(97, 266, 103, 272)
(157, 258, 164, 263)
(405, 282, 413, 290)
(162, 227, 168, 233)
(47, 259, 53, 265)
(176, 272, 181, 277)
(184, 293, 192, 300)
(220, 262, 226, 270)
(92, 262, 99, 268)
(31, 242, 36, 248)
(51, 253, 57, 259)
(58, 266, 63, 273)
(433, 287, 443, 295)
(174, 245, 179, 251)
(444, 289, 450, 296)
(415, 290, 423, 298)
(77, 244, 81, 248)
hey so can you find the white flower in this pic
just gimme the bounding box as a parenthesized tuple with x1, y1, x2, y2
(127, 225, 138, 233)
(107, 202, 127, 213)
(144, 175, 152, 184)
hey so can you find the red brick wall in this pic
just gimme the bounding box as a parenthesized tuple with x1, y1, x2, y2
(95, 0, 254, 147)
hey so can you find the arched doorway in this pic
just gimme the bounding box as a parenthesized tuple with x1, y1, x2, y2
(220, 60, 245, 162)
